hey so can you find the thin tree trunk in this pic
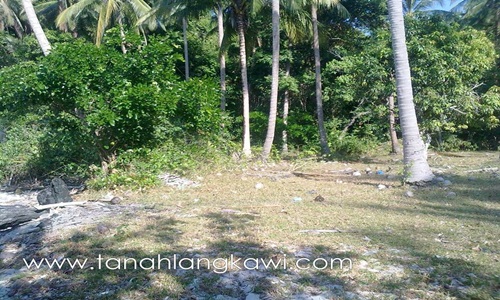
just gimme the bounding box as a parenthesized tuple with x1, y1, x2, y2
(22, 0, 51, 56)
(13, 20, 23, 38)
(218, 3, 227, 110)
(118, 16, 127, 54)
(183, 17, 189, 81)
(262, 0, 280, 160)
(387, 0, 433, 183)
(282, 61, 291, 154)
(311, 3, 330, 155)
(388, 94, 400, 154)
(0, 21, 4, 32)
(237, 12, 251, 157)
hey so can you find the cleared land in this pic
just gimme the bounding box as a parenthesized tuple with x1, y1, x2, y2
(2, 151, 499, 299)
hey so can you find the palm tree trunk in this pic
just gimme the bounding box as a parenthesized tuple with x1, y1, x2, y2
(237, 12, 251, 157)
(118, 16, 127, 54)
(183, 17, 189, 81)
(388, 94, 400, 154)
(311, 3, 330, 155)
(262, 0, 280, 160)
(387, 0, 433, 183)
(217, 2, 227, 110)
(13, 20, 23, 38)
(282, 60, 291, 154)
(22, 0, 51, 56)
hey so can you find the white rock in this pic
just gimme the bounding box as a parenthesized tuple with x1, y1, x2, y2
(404, 191, 414, 198)
(377, 184, 387, 190)
(352, 171, 362, 176)
(446, 192, 457, 198)
(246, 293, 260, 300)
(255, 183, 264, 189)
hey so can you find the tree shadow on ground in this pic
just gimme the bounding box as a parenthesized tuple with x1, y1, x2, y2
(3, 207, 357, 299)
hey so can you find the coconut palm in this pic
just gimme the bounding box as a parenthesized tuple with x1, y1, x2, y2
(403, 0, 434, 15)
(387, 0, 434, 182)
(23, 0, 51, 55)
(0, 0, 23, 37)
(56, 0, 151, 48)
(261, 0, 279, 160)
(310, 0, 348, 155)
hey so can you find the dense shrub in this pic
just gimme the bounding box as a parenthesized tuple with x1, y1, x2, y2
(0, 33, 231, 184)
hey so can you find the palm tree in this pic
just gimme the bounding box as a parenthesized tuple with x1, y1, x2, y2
(217, 1, 227, 110)
(56, 0, 151, 48)
(310, 0, 348, 155)
(387, 0, 434, 183)
(0, 0, 24, 37)
(403, 0, 433, 15)
(261, 0, 280, 160)
(223, 0, 256, 157)
(23, 0, 51, 55)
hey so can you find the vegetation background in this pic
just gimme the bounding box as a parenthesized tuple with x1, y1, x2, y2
(0, 0, 498, 188)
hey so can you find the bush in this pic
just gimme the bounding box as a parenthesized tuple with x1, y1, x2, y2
(0, 114, 45, 182)
(0, 32, 231, 186)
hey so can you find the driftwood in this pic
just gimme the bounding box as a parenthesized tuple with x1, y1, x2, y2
(34, 201, 89, 210)
(465, 167, 499, 173)
(0, 205, 46, 230)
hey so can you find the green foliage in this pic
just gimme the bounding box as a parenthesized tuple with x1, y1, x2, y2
(323, 16, 498, 150)
(88, 138, 235, 190)
(0, 114, 45, 181)
(0, 31, 231, 186)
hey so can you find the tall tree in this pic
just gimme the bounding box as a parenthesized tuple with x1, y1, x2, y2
(387, 0, 433, 182)
(22, 0, 51, 55)
(217, 1, 227, 109)
(310, 0, 347, 155)
(227, 0, 254, 157)
(261, 0, 280, 159)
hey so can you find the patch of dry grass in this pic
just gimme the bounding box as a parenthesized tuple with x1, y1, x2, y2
(17, 151, 500, 299)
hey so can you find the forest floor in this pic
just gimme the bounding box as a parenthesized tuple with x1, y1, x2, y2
(1, 150, 499, 300)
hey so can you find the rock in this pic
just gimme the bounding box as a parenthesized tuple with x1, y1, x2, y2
(314, 195, 325, 202)
(377, 184, 387, 190)
(352, 171, 361, 177)
(363, 250, 379, 256)
(215, 295, 238, 300)
(434, 176, 445, 183)
(446, 192, 457, 198)
(255, 183, 264, 190)
(404, 191, 414, 198)
(96, 223, 110, 234)
(443, 180, 452, 186)
(37, 178, 73, 205)
(292, 197, 302, 203)
(246, 293, 260, 300)
(110, 197, 121, 205)
(0, 206, 44, 230)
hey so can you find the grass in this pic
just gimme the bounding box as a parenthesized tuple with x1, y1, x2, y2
(8, 150, 500, 299)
